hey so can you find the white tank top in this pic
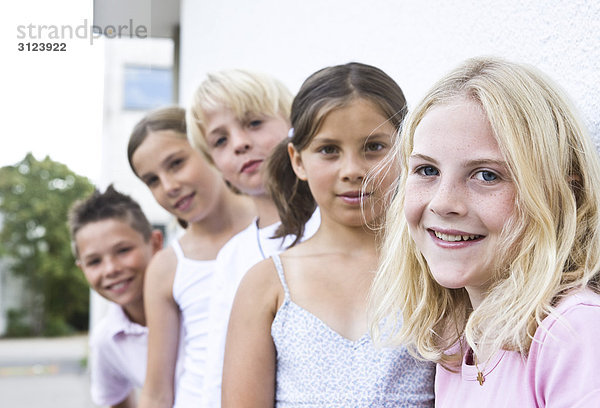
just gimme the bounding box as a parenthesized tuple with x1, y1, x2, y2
(171, 240, 216, 408)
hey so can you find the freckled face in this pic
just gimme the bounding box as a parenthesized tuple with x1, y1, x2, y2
(289, 98, 397, 228)
(203, 107, 290, 196)
(404, 98, 516, 308)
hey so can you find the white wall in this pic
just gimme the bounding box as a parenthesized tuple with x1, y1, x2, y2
(100, 37, 176, 225)
(179, 0, 600, 148)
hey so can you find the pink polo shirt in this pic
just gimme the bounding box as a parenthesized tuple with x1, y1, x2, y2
(89, 303, 148, 406)
(435, 288, 600, 407)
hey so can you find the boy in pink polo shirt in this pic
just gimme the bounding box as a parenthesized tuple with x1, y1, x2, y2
(69, 185, 164, 408)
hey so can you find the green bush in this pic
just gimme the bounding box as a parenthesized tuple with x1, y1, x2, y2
(5, 309, 34, 338)
(44, 315, 76, 337)
(0, 154, 95, 337)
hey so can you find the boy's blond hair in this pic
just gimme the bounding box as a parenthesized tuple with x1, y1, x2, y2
(187, 69, 292, 161)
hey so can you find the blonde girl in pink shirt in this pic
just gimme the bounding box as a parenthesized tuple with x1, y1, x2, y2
(370, 57, 600, 407)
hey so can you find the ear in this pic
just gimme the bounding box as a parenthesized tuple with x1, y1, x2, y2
(75, 259, 82, 268)
(150, 229, 164, 254)
(288, 143, 308, 181)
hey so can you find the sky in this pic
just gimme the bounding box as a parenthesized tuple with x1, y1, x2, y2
(3, 0, 105, 183)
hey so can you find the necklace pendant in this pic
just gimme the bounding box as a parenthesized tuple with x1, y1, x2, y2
(477, 371, 485, 386)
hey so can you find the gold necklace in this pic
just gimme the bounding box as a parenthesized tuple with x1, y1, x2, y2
(473, 351, 485, 386)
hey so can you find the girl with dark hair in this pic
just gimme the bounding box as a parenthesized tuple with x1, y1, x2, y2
(222, 63, 435, 407)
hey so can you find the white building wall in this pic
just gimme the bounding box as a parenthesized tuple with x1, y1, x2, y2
(178, 0, 600, 148)
(100, 37, 177, 224)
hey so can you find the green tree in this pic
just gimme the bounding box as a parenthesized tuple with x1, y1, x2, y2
(0, 153, 95, 336)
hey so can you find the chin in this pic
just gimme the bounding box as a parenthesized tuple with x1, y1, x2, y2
(429, 270, 469, 290)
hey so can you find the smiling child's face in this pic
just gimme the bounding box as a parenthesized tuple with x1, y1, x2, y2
(404, 98, 516, 308)
(76, 218, 158, 310)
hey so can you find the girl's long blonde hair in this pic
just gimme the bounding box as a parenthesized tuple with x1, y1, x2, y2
(369, 57, 600, 366)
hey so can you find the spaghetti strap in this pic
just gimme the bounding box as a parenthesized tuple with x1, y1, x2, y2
(171, 239, 184, 260)
(271, 254, 290, 298)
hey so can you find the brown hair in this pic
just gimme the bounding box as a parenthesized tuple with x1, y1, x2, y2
(68, 185, 152, 258)
(128, 106, 188, 228)
(128, 106, 188, 175)
(265, 62, 407, 245)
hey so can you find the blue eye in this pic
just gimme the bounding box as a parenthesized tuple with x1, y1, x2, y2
(213, 136, 227, 148)
(476, 170, 498, 182)
(248, 120, 263, 128)
(417, 166, 439, 176)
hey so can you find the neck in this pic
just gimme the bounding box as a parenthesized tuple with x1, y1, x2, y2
(188, 188, 254, 237)
(123, 299, 146, 326)
(466, 286, 488, 310)
(311, 214, 379, 255)
(252, 194, 280, 228)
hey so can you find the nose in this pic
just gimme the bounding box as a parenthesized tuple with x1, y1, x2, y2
(428, 177, 467, 216)
(340, 153, 366, 183)
(231, 128, 252, 154)
(161, 174, 181, 197)
(101, 256, 121, 279)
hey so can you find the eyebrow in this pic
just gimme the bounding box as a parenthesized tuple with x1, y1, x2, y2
(80, 251, 100, 263)
(81, 240, 130, 261)
(206, 126, 225, 138)
(312, 133, 391, 144)
(409, 153, 508, 168)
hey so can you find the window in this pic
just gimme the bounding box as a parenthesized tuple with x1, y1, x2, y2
(123, 65, 173, 110)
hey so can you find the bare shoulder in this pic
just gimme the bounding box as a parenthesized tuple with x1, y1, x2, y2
(236, 257, 284, 314)
(146, 246, 177, 281)
(240, 257, 281, 293)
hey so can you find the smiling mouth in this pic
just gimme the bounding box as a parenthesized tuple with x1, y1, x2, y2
(105, 278, 133, 291)
(241, 160, 262, 173)
(432, 230, 484, 242)
(174, 193, 194, 210)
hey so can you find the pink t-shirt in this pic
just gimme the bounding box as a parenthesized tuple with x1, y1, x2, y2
(435, 288, 600, 407)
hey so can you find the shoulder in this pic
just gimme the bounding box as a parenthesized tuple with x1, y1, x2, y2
(241, 257, 281, 293)
(223, 220, 256, 248)
(146, 246, 177, 278)
(528, 288, 600, 404)
(216, 220, 257, 260)
(236, 257, 284, 313)
(531, 288, 600, 356)
(90, 315, 112, 349)
(144, 246, 177, 299)
(89, 304, 124, 349)
(538, 288, 600, 339)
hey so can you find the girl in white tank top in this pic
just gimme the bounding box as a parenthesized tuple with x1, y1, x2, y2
(128, 107, 255, 408)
